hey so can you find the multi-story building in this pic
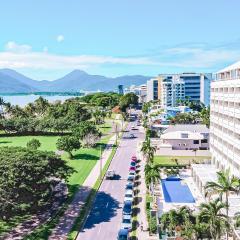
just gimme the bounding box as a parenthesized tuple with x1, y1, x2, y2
(210, 61, 240, 176)
(159, 73, 212, 106)
(159, 75, 185, 107)
(146, 78, 159, 102)
(118, 85, 124, 95)
(146, 73, 212, 106)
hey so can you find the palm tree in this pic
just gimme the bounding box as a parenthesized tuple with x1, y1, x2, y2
(0, 97, 5, 118)
(160, 206, 196, 238)
(34, 97, 49, 116)
(198, 198, 229, 240)
(141, 137, 156, 163)
(205, 169, 239, 221)
(4, 102, 13, 116)
(144, 163, 161, 187)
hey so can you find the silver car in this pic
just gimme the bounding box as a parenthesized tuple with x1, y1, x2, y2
(121, 215, 132, 231)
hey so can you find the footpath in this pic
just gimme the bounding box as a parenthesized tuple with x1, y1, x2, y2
(136, 143, 158, 240)
(49, 134, 116, 240)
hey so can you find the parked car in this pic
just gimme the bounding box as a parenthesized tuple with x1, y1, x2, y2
(130, 161, 136, 167)
(123, 200, 132, 215)
(129, 134, 135, 139)
(121, 215, 132, 231)
(124, 189, 134, 202)
(106, 170, 116, 180)
(131, 156, 137, 161)
(127, 174, 135, 182)
(125, 182, 134, 190)
(129, 166, 136, 172)
(117, 228, 129, 240)
(129, 170, 136, 177)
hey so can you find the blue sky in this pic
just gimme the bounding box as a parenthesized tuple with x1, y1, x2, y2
(0, 0, 240, 80)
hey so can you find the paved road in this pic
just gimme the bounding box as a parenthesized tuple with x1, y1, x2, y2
(76, 121, 144, 240)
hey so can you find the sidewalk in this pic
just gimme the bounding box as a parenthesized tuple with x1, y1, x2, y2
(136, 146, 158, 240)
(49, 134, 116, 240)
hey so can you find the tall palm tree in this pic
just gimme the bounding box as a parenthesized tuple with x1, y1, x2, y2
(141, 137, 156, 163)
(0, 97, 5, 118)
(4, 102, 13, 116)
(144, 163, 161, 187)
(198, 198, 229, 240)
(34, 97, 49, 116)
(205, 169, 239, 221)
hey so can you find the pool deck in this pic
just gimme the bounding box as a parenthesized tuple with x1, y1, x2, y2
(157, 169, 205, 216)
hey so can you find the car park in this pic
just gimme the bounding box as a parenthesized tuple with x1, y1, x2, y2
(125, 182, 134, 190)
(117, 228, 129, 240)
(121, 215, 132, 231)
(123, 200, 132, 215)
(124, 189, 134, 202)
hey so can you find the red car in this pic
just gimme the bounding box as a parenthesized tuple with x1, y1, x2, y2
(129, 166, 136, 171)
(131, 156, 137, 162)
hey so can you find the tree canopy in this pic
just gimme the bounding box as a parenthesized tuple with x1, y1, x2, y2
(119, 93, 139, 112)
(0, 147, 73, 219)
(56, 136, 81, 159)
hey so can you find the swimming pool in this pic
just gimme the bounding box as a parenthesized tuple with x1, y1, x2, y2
(161, 177, 195, 203)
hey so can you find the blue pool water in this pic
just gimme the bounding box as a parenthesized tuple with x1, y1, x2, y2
(161, 178, 195, 203)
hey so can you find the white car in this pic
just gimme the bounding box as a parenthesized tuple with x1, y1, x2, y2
(124, 189, 134, 202)
(121, 215, 132, 231)
(129, 170, 136, 177)
(106, 170, 115, 179)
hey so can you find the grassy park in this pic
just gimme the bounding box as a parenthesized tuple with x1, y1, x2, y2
(0, 122, 113, 237)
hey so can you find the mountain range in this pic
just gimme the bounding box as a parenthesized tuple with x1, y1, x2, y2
(0, 69, 151, 93)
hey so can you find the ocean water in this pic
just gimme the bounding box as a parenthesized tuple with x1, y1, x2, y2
(0, 94, 77, 107)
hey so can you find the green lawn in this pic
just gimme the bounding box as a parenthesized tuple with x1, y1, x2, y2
(0, 123, 113, 238)
(0, 135, 59, 151)
(154, 155, 211, 166)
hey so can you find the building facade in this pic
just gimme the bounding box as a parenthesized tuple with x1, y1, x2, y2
(146, 73, 212, 106)
(158, 73, 212, 106)
(146, 78, 159, 102)
(159, 75, 185, 107)
(210, 61, 240, 176)
(161, 124, 209, 150)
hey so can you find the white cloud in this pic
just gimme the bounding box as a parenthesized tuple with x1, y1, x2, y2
(160, 46, 240, 69)
(56, 35, 64, 42)
(0, 41, 154, 70)
(5, 41, 32, 53)
(1, 41, 240, 73)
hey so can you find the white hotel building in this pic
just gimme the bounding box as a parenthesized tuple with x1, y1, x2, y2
(210, 61, 240, 177)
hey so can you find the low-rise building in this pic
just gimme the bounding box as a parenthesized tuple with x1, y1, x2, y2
(161, 124, 209, 150)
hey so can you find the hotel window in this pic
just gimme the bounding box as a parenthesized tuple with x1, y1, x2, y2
(193, 140, 199, 144)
